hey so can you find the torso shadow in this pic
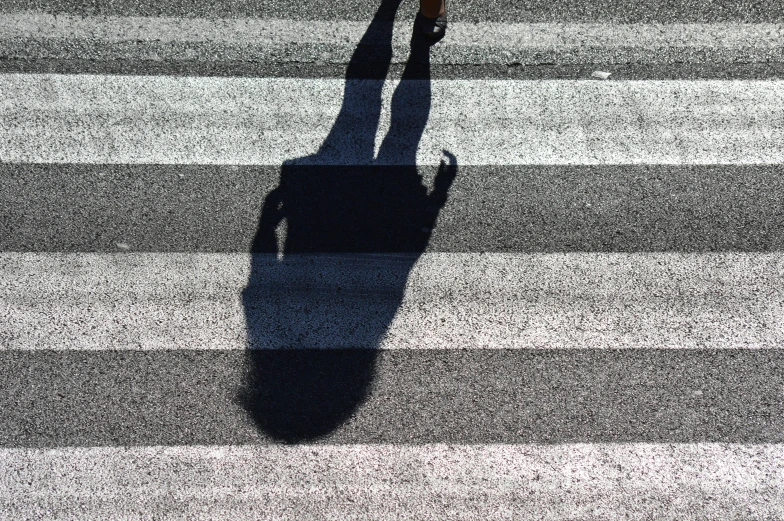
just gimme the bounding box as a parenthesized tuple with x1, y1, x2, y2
(240, 158, 455, 442)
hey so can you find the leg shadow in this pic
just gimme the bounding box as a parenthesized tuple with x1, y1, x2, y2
(239, 0, 457, 443)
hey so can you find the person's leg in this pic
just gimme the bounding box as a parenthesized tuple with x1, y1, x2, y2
(419, 0, 445, 18)
(418, 0, 446, 40)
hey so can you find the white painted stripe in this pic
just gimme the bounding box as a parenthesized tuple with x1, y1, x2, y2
(2, 75, 783, 165)
(2, 444, 782, 519)
(2, 13, 782, 49)
(2, 253, 782, 350)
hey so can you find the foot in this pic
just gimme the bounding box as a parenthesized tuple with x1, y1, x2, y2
(418, 0, 447, 40)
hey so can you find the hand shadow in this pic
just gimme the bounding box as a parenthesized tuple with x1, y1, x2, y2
(239, 0, 457, 443)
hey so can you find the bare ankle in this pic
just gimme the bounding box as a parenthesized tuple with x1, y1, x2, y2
(419, 0, 445, 18)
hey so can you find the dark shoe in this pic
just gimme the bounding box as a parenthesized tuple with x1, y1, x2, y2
(416, 10, 447, 40)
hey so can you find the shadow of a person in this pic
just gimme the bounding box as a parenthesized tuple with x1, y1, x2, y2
(239, 0, 457, 443)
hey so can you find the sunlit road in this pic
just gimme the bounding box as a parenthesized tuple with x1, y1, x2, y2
(1, 0, 784, 518)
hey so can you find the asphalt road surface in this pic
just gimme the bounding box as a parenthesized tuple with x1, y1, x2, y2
(1, 0, 783, 518)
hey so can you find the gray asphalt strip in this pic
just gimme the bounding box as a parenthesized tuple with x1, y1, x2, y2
(3, 164, 784, 252)
(2, 16, 781, 67)
(6, 16, 779, 47)
(1, 349, 782, 446)
(3, 60, 784, 80)
(2, 444, 782, 520)
(5, 38, 779, 69)
(2, 0, 783, 22)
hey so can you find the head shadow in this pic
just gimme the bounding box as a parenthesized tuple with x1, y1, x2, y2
(238, 0, 457, 443)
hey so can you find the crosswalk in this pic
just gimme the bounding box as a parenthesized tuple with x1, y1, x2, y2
(2, 0, 784, 518)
